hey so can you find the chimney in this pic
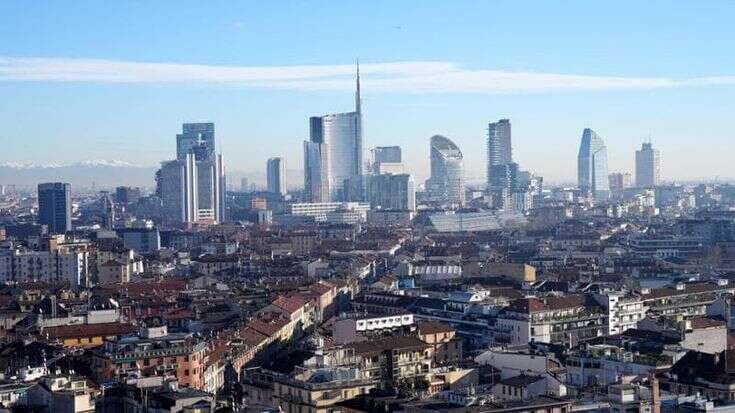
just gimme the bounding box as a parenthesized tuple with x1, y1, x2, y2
(650, 374, 661, 413)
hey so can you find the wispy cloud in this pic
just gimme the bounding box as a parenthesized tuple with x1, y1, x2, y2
(1, 56, 734, 94)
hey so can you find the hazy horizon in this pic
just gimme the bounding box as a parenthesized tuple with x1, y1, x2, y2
(3, 2, 735, 184)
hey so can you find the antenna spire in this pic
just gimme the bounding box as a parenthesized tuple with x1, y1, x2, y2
(355, 58, 361, 114)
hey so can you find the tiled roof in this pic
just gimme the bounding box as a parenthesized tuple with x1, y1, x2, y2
(499, 374, 544, 387)
(42, 322, 135, 341)
(271, 295, 307, 314)
(349, 335, 430, 355)
(691, 316, 726, 329)
(248, 312, 290, 337)
(643, 282, 727, 300)
(417, 321, 455, 335)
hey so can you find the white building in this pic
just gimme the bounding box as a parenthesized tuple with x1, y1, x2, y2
(287, 202, 370, 223)
(333, 312, 414, 344)
(0, 248, 90, 289)
(593, 292, 647, 335)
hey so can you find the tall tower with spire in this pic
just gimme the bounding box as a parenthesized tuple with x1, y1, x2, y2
(303, 60, 365, 202)
(355, 59, 361, 114)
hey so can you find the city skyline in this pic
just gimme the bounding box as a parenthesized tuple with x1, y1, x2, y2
(3, 2, 735, 183)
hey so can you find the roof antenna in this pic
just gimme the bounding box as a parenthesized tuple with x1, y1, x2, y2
(355, 58, 361, 114)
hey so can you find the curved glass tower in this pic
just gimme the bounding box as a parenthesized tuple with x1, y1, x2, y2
(426, 134, 465, 206)
(577, 128, 610, 201)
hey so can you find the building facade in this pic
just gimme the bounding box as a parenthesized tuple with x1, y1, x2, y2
(267, 157, 286, 196)
(38, 182, 72, 234)
(577, 128, 610, 201)
(425, 135, 465, 206)
(158, 124, 226, 225)
(636, 142, 661, 188)
(367, 173, 416, 211)
(304, 65, 363, 202)
(487, 119, 512, 190)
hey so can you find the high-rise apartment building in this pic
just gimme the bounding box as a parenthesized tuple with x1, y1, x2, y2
(489, 163, 520, 192)
(487, 119, 512, 190)
(304, 64, 363, 202)
(37, 182, 72, 234)
(425, 135, 465, 206)
(577, 128, 610, 201)
(267, 157, 286, 196)
(635, 142, 661, 188)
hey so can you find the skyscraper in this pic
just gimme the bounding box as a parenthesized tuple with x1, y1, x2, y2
(38, 182, 72, 234)
(487, 119, 512, 190)
(367, 173, 415, 211)
(303, 141, 330, 203)
(425, 135, 465, 206)
(267, 157, 286, 196)
(158, 154, 198, 224)
(489, 162, 520, 192)
(608, 172, 632, 192)
(635, 142, 661, 188)
(370, 146, 404, 174)
(304, 63, 363, 202)
(372, 146, 401, 164)
(577, 128, 610, 201)
(158, 123, 226, 225)
(176, 123, 215, 161)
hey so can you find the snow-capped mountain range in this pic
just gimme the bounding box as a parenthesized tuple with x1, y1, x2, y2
(0, 161, 157, 188)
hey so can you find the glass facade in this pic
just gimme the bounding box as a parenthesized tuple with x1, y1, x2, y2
(487, 119, 512, 189)
(426, 135, 465, 206)
(176, 122, 215, 161)
(577, 128, 610, 201)
(309, 111, 363, 202)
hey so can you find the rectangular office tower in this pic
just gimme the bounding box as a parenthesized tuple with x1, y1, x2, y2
(370, 146, 404, 174)
(176, 122, 215, 161)
(267, 157, 286, 196)
(158, 123, 226, 225)
(38, 182, 72, 234)
(636, 142, 661, 188)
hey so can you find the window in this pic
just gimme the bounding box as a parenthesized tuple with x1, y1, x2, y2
(185, 369, 190, 376)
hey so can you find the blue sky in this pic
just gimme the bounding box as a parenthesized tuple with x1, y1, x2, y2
(2, 1, 735, 184)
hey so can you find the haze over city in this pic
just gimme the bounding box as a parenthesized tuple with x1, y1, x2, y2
(7, 3, 735, 413)
(3, 1, 735, 184)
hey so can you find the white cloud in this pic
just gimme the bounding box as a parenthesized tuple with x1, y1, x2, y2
(1, 56, 734, 94)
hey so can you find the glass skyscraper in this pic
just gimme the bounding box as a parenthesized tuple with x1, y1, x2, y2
(304, 64, 363, 202)
(487, 119, 512, 190)
(267, 157, 286, 196)
(577, 128, 610, 201)
(425, 135, 465, 206)
(38, 182, 72, 234)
